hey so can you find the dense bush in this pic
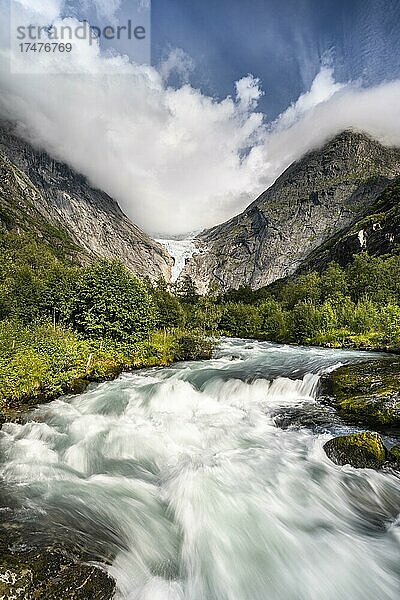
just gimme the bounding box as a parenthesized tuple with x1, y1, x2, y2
(152, 286, 185, 329)
(258, 299, 288, 341)
(216, 253, 400, 349)
(380, 303, 400, 344)
(219, 302, 263, 338)
(67, 260, 155, 341)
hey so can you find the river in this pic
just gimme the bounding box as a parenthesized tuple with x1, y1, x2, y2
(1, 338, 400, 599)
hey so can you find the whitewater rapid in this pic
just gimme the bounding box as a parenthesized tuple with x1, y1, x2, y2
(1, 339, 400, 599)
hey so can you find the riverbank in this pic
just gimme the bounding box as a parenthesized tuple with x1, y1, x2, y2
(0, 324, 213, 600)
(1, 321, 398, 426)
(0, 321, 214, 424)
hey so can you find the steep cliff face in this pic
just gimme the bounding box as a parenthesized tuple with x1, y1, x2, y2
(0, 123, 172, 280)
(182, 131, 400, 292)
(296, 177, 400, 273)
(0, 150, 85, 261)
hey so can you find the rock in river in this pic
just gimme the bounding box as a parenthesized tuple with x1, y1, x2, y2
(322, 358, 400, 427)
(323, 431, 387, 469)
(0, 512, 115, 600)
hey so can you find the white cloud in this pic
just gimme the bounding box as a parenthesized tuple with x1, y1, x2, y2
(257, 76, 400, 192)
(273, 67, 346, 130)
(1, 3, 400, 236)
(91, 0, 122, 22)
(235, 75, 264, 112)
(159, 48, 195, 85)
(14, 0, 64, 22)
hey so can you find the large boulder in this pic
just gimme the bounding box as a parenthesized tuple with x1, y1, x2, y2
(322, 358, 400, 427)
(323, 431, 387, 469)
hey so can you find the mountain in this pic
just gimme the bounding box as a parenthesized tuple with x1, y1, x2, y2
(0, 123, 172, 280)
(296, 177, 400, 273)
(182, 130, 400, 292)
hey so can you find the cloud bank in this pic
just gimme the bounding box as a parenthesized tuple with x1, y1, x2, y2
(1, 2, 400, 235)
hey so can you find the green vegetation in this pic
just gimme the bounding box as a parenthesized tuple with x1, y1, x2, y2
(0, 231, 214, 420)
(210, 252, 400, 350)
(2, 220, 400, 418)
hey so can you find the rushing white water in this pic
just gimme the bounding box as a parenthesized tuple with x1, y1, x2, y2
(156, 237, 198, 282)
(1, 339, 400, 599)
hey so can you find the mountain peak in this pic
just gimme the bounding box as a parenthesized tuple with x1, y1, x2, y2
(182, 129, 400, 292)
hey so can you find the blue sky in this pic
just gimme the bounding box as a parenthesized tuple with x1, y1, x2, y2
(150, 0, 400, 118)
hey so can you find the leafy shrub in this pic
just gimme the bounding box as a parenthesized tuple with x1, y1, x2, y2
(318, 301, 338, 332)
(348, 299, 379, 334)
(173, 330, 214, 361)
(185, 297, 222, 332)
(68, 259, 155, 341)
(153, 288, 185, 329)
(380, 303, 400, 345)
(288, 301, 321, 343)
(219, 303, 263, 338)
(320, 262, 349, 300)
(258, 299, 288, 341)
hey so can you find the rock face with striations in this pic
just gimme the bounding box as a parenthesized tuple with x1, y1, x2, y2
(182, 130, 400, 292)
(0, 123, 172, 280)
(297, 177, 400, 272)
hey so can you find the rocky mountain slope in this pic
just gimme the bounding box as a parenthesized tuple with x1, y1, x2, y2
(0, 123, 172, 280)
(296, 177, 400, 272)
(182, 130, 400, 292)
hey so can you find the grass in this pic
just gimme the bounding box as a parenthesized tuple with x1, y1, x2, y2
(0, 321, 215, 422)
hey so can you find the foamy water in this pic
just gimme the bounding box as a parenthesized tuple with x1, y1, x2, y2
(1, 339, 399, 599)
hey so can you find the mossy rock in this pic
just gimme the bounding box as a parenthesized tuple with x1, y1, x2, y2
(388, 444, 400, 465)
(0, 519, 115, 599)
(323, 431, 387, 468)
(322, 358, 400, 427)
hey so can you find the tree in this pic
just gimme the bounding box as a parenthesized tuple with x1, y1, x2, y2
(380, 303, 400, 345)
(153, 288, 185, 329)
(176, 275, 199, 304)
(219, 303, 262, 338)
(318, 301, 338, 332)
(347, 254, 387, 303)
(258, 299, 288, 341)
(279, 272, 321, 309)
(289, 301, 321, 343)
(320, 262, 348, 300)
(188, 296, 222, 332)
(68, 259, 155, 341)
(348, 299, 379, 334)
(39, 264, 78, 325)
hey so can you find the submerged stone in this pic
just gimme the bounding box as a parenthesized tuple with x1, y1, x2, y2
(272, 402, 341, 431)
(323, 431, 387, 469)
